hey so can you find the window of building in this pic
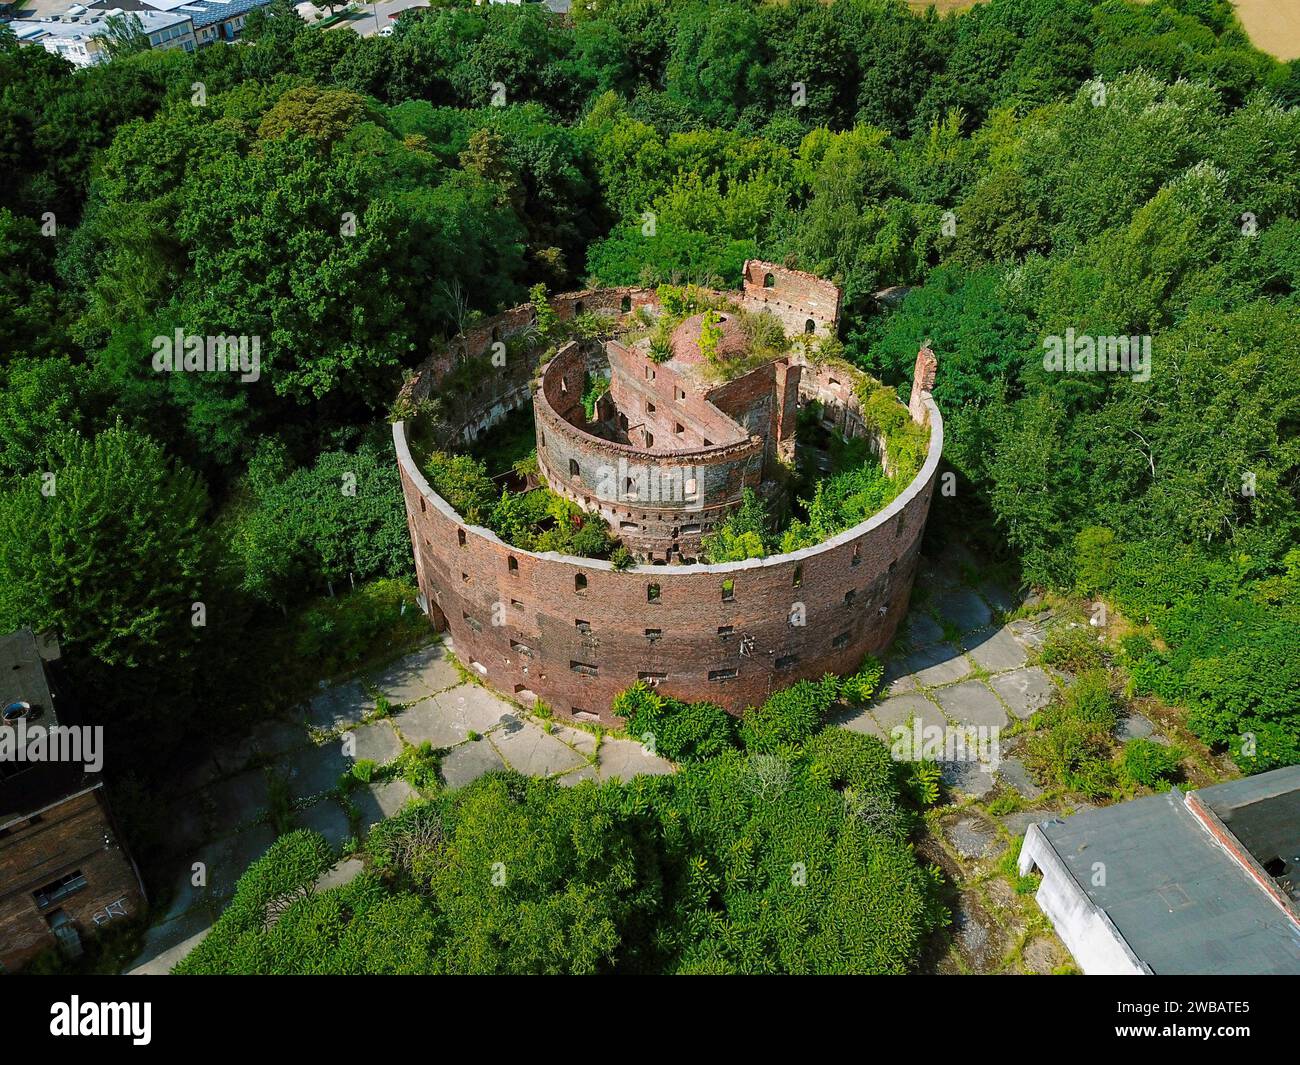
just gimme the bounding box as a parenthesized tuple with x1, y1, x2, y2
(717, 625, 734, 638)
(508, 555, 518, 574)
(647, 583, 660, 602)
(570, 660, 598, 677)
(843, 589, 856, 606)
(569, 458, 580, 478)
(510, 640, 533, 658)
(804, 319, 816, 334)
(645, 627, 662, 640)
(776, 654, 798, 670)
(575, 619, 591, 634)
(621, 295, 632, 313)
(763, 272, 775, 288)
(644, 430, 654, 447)
(457, 529, 466, 547)
(851, 544, 861, 567)
(832, 631, 851, 649)
(721, 579, 735, 602)
(638, 671, 667, 687)
(709, 668, 738, 681)
(793, 565, 803, 588)
(574, 300, 585, 316)
(574, 574, 587, 594)
(462, 612, 483, 633)
(33, 871, 86, 911)
(646, 399, 656, 414)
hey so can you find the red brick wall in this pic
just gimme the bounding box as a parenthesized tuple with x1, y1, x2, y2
(535, 340, 765, 560)
(396, 401, 941, 724)
(394, 278, 941, 725)
(740, 260, 843, 337)
(0, 788, 144, 972)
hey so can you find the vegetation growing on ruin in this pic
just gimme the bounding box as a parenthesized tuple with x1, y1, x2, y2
(701, 374, 928, 562)
(422, 448, 616, 558)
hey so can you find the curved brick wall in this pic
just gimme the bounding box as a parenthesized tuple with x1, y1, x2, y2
(533, 340, 766, 559)
(394, 271, 940, 723)
(394, 371, 940, 723)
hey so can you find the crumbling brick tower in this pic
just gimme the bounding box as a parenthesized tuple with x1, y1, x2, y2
(393, 262, 943, 722)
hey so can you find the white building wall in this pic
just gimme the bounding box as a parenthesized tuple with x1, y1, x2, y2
(1019, 826, 1149, 976)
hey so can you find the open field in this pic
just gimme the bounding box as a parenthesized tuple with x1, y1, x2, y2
(905, 0, 983, 12)
(903, 0, 1299, 63)
(1233, 0, 1300, 60)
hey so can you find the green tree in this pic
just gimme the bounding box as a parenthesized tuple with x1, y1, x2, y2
(0, 422, 209, 668)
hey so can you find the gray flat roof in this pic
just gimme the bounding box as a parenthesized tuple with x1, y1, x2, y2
(0, 630, 89, 828)
(1039, 773, 1300, 975)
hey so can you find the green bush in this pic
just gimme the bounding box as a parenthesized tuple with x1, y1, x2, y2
(1119, 738, 1184, 789)
(422, 450, 497, 524)
(1024, 719, 1117, 799)
(294, 579, 425, 678)
(1040, 623, 1105, 674)
(1054, 670, 1118, 733)
(1073, 526, 1121, 594)
(739, 676, 839, 752)
(612, 682, 736, 762)
(1026, 671, 1120, 797)
(841, 656, 884, 705)
(174, 830, 336, 974)
(804, 728, 897, 800)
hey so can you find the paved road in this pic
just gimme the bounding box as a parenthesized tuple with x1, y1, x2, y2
(325, 0, 427, 36)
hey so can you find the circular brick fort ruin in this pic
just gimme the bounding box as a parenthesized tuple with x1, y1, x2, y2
(393, 261, 943, 723)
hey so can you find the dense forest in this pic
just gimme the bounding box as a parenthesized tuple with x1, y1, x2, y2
(0, 0, 1297, 971)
